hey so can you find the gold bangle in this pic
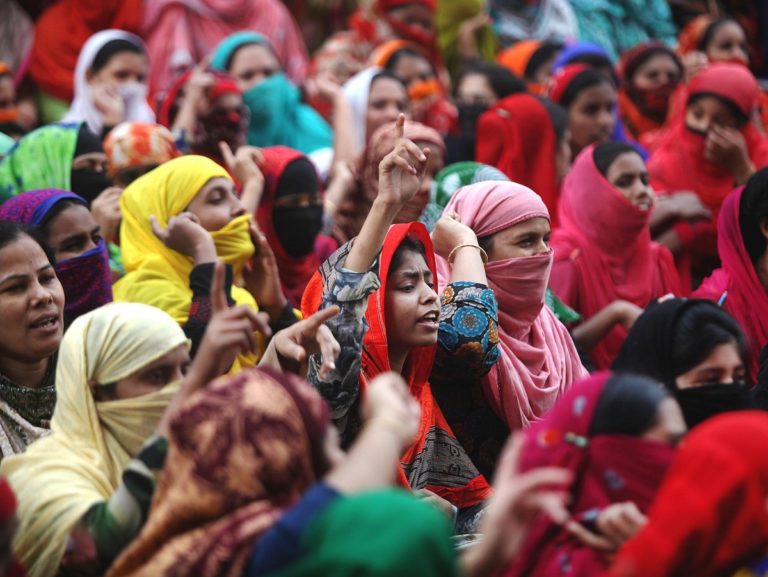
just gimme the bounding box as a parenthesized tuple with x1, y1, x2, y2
(448, 243, 488, 265)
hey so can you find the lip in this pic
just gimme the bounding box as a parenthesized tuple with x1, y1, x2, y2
(416, 310, 440, 331)
(28, 312, 61, 335)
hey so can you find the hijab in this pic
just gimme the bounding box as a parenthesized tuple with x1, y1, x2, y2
(0, 189, 113, 326)
(301, 223, 491, 509)
(436, 182, 588, 429)
(550, 144, 680, 368)
(505, 372, 677, 577)
(0, 303, 188, 577)
(103, 122, 179, 179)
(608, 412, 768, 577)
(63, 30, 155, 136)
(106, 367, 330, 577)
(342, 67, 383, 154)
(210, 32, 332, 157)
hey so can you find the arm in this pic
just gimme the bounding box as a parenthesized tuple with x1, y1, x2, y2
(570, 301, 643, 353)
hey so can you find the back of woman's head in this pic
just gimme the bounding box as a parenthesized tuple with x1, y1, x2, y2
(593, 141, 642, 177)
(539, 97, 568, 142)
(739, 167, 768, 263)
(589, 373, 668, 437)
(0, 221, 54, 265)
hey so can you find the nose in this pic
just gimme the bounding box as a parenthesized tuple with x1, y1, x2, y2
(230, 195, 246, 218)
(385, 103, 401, 123)
(421, 282, 438, 304)
(598, 110, 615, 134)
(29, 279, 54, 307)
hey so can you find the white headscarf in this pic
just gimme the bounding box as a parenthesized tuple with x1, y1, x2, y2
(342, 66, 382, 154)
(63, 29, 155, 135)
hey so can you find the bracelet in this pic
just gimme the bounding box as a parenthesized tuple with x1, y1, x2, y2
(448, 243, 488, 265)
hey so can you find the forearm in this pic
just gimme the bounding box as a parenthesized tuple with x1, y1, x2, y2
(171, 100, 199, 138)
(239, 178, 265, 216)
(331, 93, 357, 167)
(449, 244, 487, 285)
(570, 303, 623, 352)
(344, 199, 401, 272)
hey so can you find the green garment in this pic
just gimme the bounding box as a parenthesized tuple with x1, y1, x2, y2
(437, 0, 497, 78)
(267, 490, 460, 577)
(0, 133, 15, 159)
(546, 288, 581, 324)
(0, 122, 80, 203)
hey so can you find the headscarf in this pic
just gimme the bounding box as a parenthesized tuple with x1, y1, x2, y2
(0, 123, 79, 203)
(436, 182, 588, 429)
(106, 367, 330, 577)
(0, 189, 113, 326)
(258, 146, 322, 307)
(342, 67, 383, 154)
(210, 33, 332, 156)
(0, 133, 14, 160)
(694, 187, 768, 382)
(505, 372, 677, 577)
(489, 0, 578, 46)
(0, 476, 24, 577)
(436, 0, 496, 77)
(62, 30, 155, 136)
(0, 302, 188, 577)
(608, 412, 768, 577)
(497, 39, 542, 78)
(103, 122, 179, 179)
(266, 490, 460, 577)
(550, 144, 681, 369)
(647, 63, 768, 219)
(113, 155, 261, 366)
(301, 223, 492, 509)
(677, 15, 717, 56)
(475, 93, 561, 220)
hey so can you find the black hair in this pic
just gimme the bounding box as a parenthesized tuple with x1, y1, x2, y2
(567, 53, 615, 76)
(593, 140, 642, 177)
(525, 41, 564, 81)
(455, 61, 526, 101)
(74, 123, 105, 157)
(623, 46, 682, 84)
(738, 167, 768, 263)
(670, 303, 747, 379)
(0, 221, 55, 265)
(389, 235, 427, 278)
(371, 70, 409, 92)
(589, 373, 669, 437)
(91, 39, 144, 74)
(687, 92, 749, 127)
(539, 97, 568, 143)
(385, 47, 435, 76)
(559, 68, 615, 109)
(698, 18, 742, 52)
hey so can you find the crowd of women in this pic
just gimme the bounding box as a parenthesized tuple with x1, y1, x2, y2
(0, 0, 768, 575)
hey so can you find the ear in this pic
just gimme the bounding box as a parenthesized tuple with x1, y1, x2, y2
(759, 217, 768, 242)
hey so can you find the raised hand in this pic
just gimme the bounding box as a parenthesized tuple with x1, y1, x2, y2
(90, 187, 122, 245)
(219, 142, 265, 188)
(431, 211, 479, 260)
(150, 212, 216, 264)
(377, 114, 431, 209)
(92, 84, 124, 127)
(363, 372, 421, 448)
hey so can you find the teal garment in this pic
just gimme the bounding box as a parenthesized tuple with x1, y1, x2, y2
(0, 133, 15, 160)
(0, 122, 80, 204)
(265, 490, 460, 577)
(211, 32, 332, 155)
(569, 0, 678, 61)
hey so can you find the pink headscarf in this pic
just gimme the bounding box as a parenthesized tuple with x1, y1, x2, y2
(436, 181, 588, 429)
(694, 186, 768, 383)
(550, 145, 681, 369)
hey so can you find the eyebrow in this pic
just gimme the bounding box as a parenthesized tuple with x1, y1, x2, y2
(0, 264, 53, 285)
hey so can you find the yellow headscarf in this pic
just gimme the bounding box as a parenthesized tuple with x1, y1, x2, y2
(0, 302, 188, 577)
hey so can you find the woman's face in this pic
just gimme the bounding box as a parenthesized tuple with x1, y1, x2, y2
(385, 249, 440, 351)
(186, 176, 246, 232)
(0, 236, 64, 365)
(72, 152, 109, 174)
(87, 51, 147, 88)
(456, 73, 497, 107)
(675, 342, 746, 390)
(642, 397, 687, 445)
(632, 53, 681, 90)
(605, 152, 654, 211)
(392, 54, 434, 88)
(706, 21, 749, 65)
(45, 204, 102, 261)
(394, 142, 444, 223)
(567, 82, 616, 155)
(366, 77, 410, 140)
(387, 4, 434, 37)
(685, 96, 742, 135)
(95, 343, 190, 401)
(228, 44, 280, 92)
(485, 217, 551, 261)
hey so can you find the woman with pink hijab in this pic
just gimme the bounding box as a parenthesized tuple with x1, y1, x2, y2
(433, 180, 587, 479)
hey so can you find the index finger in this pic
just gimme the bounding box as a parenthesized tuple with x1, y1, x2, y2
(196, 54, 211, 72)
(305, 305, 341, 330)
(395, 113, 405, 142)
(218, 141, 237, 167)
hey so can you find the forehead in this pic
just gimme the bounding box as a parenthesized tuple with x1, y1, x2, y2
(198, 176, 235, 195)
(688, 95, 736, 117)
(369, 77, 407, 99)
(47, 203, 95, 232)
(231, 44, 278, 68)
(391, 249, 430, 273)
(574, 82, 616, 104)
(636, 53, 679, 73)
(607, 151, 646, 174)
(0, 235, 48, 268)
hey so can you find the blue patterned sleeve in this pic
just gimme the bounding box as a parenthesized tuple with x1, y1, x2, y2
(433, 282, 500, 383)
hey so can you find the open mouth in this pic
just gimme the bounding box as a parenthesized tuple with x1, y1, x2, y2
(417, 310, 440, 328)
(30, 315, 59, 330)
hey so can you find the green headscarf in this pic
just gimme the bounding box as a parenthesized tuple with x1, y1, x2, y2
(0, 122, 80, 203)
(0, 133, 15, 160)
(210, 32, 332, 155)
(267, 490, 460, 577)
(437, 0, 497, 77)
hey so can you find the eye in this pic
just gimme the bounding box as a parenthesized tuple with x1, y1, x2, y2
(145, 369, 167, 385)
(2, 283, 25, 294)
(399, 284, 415, 292)
(92, 232, 103, 244)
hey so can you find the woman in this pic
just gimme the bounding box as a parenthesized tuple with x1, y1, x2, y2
(1, 296, 262, 577)
(678, 17, 750, 70)
(103, 122, 179, 188)
(210, 32, 332, 173)
(0, 221, 63, 458)
(63, 30, 154, 138)
(548, 64, 617, 158)
(648, 63, 768, 291)
(114, 155, 287, 368)
(550, 142, 681, 369)
(694, 171, 768, 383)
(618, 42, 683, 142)
(0, 189, 112, 326)
(475, 92, 570, 220)
(613, 297, 749, 428)
(504, 371, 685, 577)
(0, 122, 113, 205)
(496, 39, 563, 94)
(434, 181, 588, 478)
(607, 412, 768, 577)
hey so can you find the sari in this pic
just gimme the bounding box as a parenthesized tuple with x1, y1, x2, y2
(0, 302, 188, 577)
(550, 144, 681, 369)
(106, 367, 330, 577)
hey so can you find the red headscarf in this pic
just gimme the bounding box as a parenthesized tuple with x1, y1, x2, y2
(475, 93, 560, 222)
(156, 70, 240, 129)
(504, 372, 677, 577)
(693, 186, 768, 383)
(608, 411, 768, 577)
(258, 146, 323, 307)
(301, 223, 491, 509)
(547, 64, 590, 106)
(550, 145, 681, 369)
